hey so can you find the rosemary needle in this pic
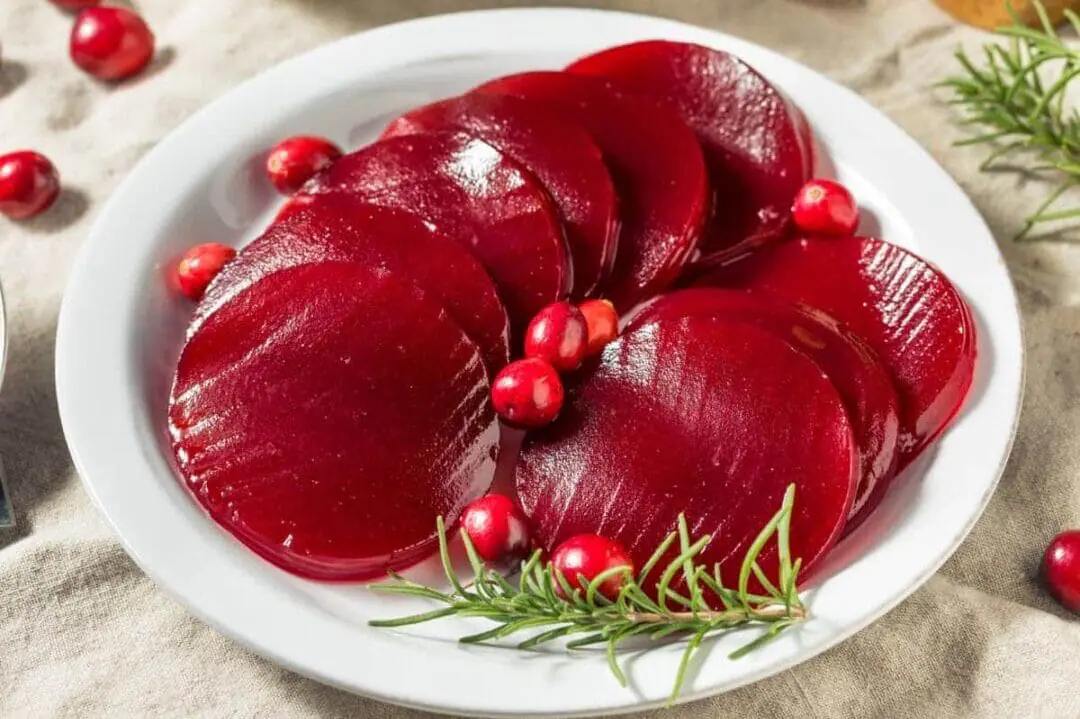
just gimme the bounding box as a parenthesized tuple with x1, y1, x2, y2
(941, 1, 1080, 238)
(369, 484, 807, 705)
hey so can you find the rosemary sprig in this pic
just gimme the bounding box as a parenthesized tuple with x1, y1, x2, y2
(369, 485, 806, 705)
(940, 1, 1080, 238)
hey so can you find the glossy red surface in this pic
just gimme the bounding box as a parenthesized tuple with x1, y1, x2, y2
(272, 194, 316, 224)
(792, 179, 859, 236)
(70, 6, 155, 81)
(193, 196, 510, 374)
(460, 494, 531, 564)
(491, 358, 565, 429)
(0, 151, 61, 220)
(177, 242, 236, 302)
(1043, 530, 1080, 613)
(524, 301, 588, 372)
(381, 93, 618, 300)
(474, 71, 708, 311)
(301, 133, 568, 337)
(579, 299, 619, 356)
(550, 534, 633, 599)
(516, 318, 857, 588)
(169, 262, 498, 581)
(630, 288, 899, 530)
(568, 41, 810, 263)
(266, 136, 343, 195)
(700, 236, 978, 469)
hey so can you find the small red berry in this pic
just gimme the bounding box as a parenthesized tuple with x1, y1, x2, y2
(70, 7, 155, 82)
(524, 301, 588, 372)
(266, 136, 343, 195)
(460, 494, 531, 564)
(1043, 530, 1080, 613)
(51, 0, 102, 11)
(0, 151, 61, 220)
(177, 243, 236, 301)
(551, 534, 633, 600)
(792, 179, 859, 236)
(491, 358, 564, 428)
(579, 299, 619, 356)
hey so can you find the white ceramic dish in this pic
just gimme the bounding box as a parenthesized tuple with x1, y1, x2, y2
(55, 8, 1024, 717)
(0, 280, 11, 528)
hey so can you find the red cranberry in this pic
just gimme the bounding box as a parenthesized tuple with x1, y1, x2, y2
(266, 136, 343, 195)
(792, 179, 859, 236)
(551, 534, 633, 600)
(51, 0, 102, 10)
(177, 243, 236, 301)
(524, 301, 588, 372)
(0, 151, 61, 220)
(1043, 530, 1080, 613)
(579, 299, 619, 356)
(460, 494, 531, 564)
(70, 7, 155, 82)
(491, 358, 564, 428)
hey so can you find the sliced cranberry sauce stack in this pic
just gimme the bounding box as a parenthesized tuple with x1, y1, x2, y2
(379, 93, 619, 302)
(517, 318, 859, 588)
(473, 71, 709, 312)
(628, 289, 900, 533)
(167, 40, 978, 582)
(569, 41, 814, 266)
(193, 196, 511, 374)
(170, 263, 498, 580)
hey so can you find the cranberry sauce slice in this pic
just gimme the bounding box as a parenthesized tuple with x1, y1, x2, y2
(568, 41, 810, 264)
(630, 288, 900, 531)
(516, 317, 857, 589)
(193, 196, 510, 374)
(699, 236, 978, 470)
(381, 93, 619, 300)
(474, 71, 708, 311)
(170, 262, 498, 581)
(301, 132, 569, 337)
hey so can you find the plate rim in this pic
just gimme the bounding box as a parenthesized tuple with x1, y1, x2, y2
(55, 7, 1025, 716)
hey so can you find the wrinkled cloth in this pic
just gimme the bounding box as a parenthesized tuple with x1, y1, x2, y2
(3, 0, 1080, 717)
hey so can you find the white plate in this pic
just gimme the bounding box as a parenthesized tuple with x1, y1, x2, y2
(0, 279, 11, 528)
(55, 9, 1024, 717)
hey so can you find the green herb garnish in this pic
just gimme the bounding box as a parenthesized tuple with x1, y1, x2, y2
(370, 485, 806, 705)
(941, 0, 1080, 238)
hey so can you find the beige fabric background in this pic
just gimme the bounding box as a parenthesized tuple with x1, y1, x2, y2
(2, 0, 1080, 716)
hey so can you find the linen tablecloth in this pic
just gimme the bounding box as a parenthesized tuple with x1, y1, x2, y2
(3, 0, 1080, 716)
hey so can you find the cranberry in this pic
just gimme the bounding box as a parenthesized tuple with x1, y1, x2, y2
(491, 358, 564, 428)
(70, 6, 155, 82)
(1043, 530, 1080, 613)
(51, 0, 101, 10)
(177, 243, 236, 301)
(792, 179, 859, 236)
(266, 136, 343, 195)
(524, 302, 588, 372)
(551, 534, 633, 600)
(579, 299, 619, 356)
(460, 494, 531, 564)
(0, 151, 61, 220)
